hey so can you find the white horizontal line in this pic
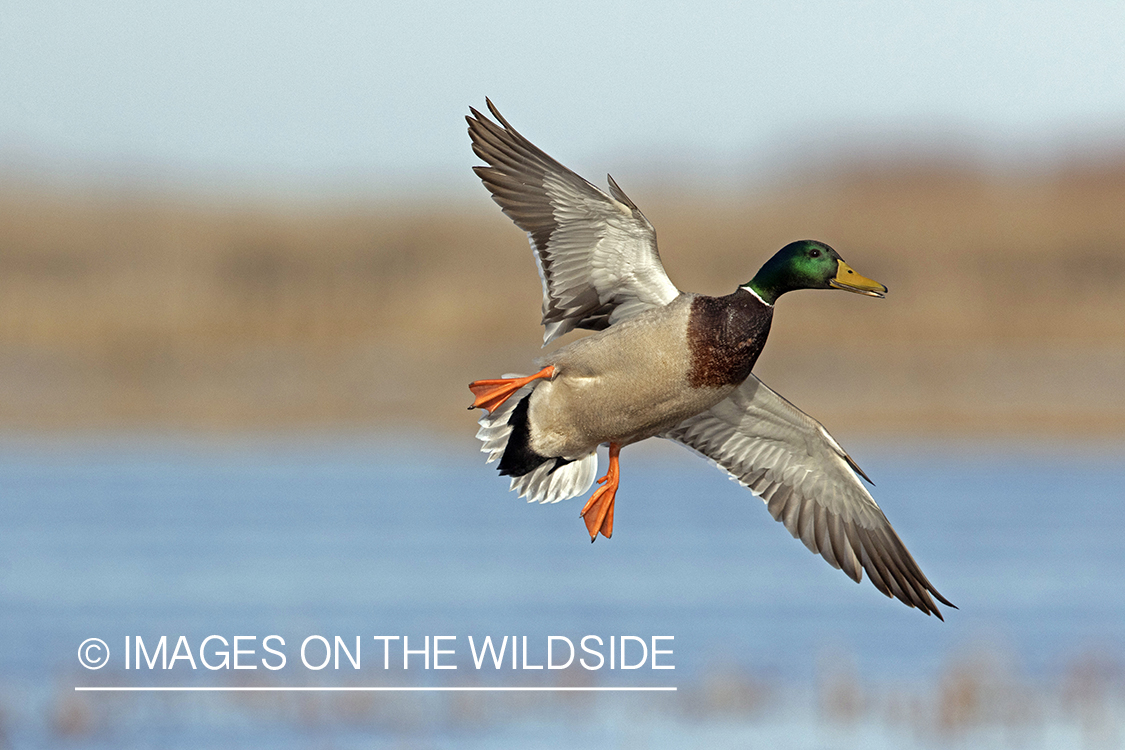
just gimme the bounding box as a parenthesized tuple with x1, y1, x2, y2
(75, 686, 676, 693)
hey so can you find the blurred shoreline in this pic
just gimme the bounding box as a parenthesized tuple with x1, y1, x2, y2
(2, 157, 1123, 437)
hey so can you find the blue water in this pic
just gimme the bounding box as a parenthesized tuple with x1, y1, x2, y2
(0, 434, 1123, 748)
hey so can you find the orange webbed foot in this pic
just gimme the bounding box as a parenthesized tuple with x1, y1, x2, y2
(580, 443, 620, 542)
(468, 365, 555, 414)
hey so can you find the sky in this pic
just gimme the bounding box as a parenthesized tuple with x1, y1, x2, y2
(2, 1, 1124, 197)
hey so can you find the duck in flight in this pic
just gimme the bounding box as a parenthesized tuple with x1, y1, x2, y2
(466, 100, 953, 619)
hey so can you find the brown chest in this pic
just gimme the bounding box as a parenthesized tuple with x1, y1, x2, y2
(687, 291, 774, 388)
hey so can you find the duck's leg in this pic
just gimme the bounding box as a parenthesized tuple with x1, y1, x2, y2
(468, 365, 555, 414)
(580, 442, 620, 542)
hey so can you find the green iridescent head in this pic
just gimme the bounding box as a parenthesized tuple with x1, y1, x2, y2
(743, 240, 887, 305)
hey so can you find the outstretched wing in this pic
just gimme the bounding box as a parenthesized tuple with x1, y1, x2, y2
(661, 375, 954, 618)
(468, 99, 680, 344)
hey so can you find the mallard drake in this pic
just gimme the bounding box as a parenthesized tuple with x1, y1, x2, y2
(466, 100, 954, 619)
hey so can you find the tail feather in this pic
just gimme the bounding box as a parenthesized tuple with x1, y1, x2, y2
(474, 377, 597, 504)
(509, 454, 598, 505)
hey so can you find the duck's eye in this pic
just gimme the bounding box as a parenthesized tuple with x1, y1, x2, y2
(809, 249, 820, 258)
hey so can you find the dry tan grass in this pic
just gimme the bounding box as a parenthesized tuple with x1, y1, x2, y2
(1, 159, 1123, 436)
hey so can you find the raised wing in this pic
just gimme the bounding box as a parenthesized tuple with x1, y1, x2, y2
(468, 100, 680, 344)
(661, 375, 954, 618)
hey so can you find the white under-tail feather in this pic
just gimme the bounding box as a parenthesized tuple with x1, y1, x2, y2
(474, 377, 598, 504)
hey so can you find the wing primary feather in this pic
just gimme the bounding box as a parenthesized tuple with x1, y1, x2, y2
(855, 530, 896, 602)
(871, 525, 937, 604)
(857, 526, 920, 612)
(857, 543, 892, 600)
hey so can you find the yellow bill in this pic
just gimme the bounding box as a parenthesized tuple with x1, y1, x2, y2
(829, 260, 887, 298)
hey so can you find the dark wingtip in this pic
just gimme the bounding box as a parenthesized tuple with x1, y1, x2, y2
(931, 587, 956, 609)
(927, 590, 956, 620)
(466, 105, 487, 132)
(485, 97, 501, 121)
